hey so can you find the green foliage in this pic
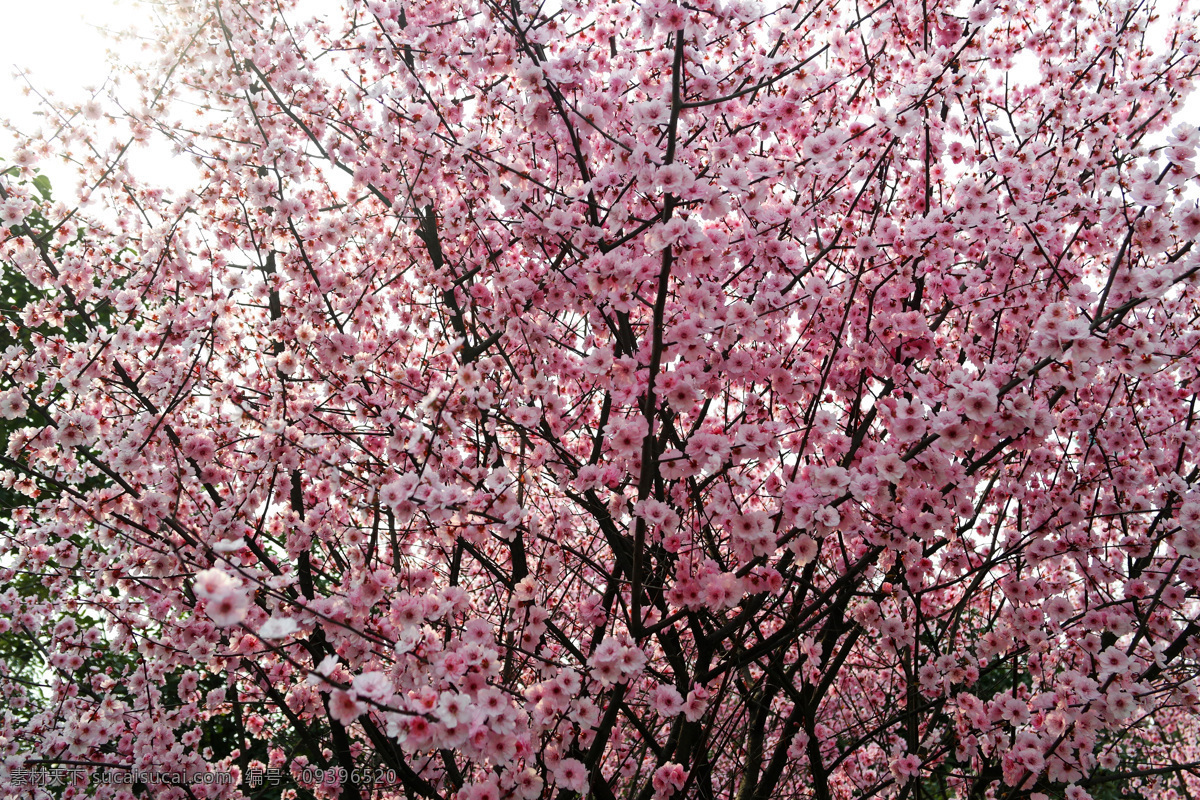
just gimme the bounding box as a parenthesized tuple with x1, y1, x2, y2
(0, 162, 118, 700)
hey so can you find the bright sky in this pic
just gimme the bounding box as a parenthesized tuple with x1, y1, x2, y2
(0, 0, 1194, 196)
(0, 0, 132, 134)
(0, 0, 199, 193)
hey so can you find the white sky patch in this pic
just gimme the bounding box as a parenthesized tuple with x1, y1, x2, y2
(0, 0, 1195, 212)
(0, 0, 198, 193)
(1009, 50, 1043, 88)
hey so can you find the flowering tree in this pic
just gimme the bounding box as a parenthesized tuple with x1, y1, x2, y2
(2, 0, 1200, 797)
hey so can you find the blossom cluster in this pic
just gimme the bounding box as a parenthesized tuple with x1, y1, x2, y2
(0, 0, 1199, 797)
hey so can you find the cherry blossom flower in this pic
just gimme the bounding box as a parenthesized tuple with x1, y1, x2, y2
(652, 762, 687, 798)
(56, 411, 99, 448)
(193, 567, 240, 601)
(3, 0, 1200, 796)
(0, 197, 32, 228)
(329, 689, 366, 726)
(656, 164, 695, 195)
(205, 589, 250, 627)
(258, 616, 299, 639)
(0, 390, 28, 419)
(653, 684, 684, 716)
(553, 758, 588, 793)
(890, 753, 921, 783)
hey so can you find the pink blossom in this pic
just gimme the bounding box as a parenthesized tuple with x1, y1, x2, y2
(653, 684, 684, 716)
(56, 411, 99, 448)
(205, 590, 250, 627)
(183, 433, 217, 464)
(682, 686, 710, 722)
(329, 689, 366, 726)
(553, 758, 588, 793)
(889, 753, 921, 783)
(652, 762, 687, 797)
(1176, 201, 1200, 238)
(193, 567, 241, 601)
(0, 390, 28, 420)
(656, 164, 695, 194)
(3, 1, 1199, 797)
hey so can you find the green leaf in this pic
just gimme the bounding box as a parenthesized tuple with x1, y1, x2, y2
(32, 174, 52, 201)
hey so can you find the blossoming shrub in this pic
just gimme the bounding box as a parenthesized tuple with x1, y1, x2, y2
(1, 0, 1200, 797)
